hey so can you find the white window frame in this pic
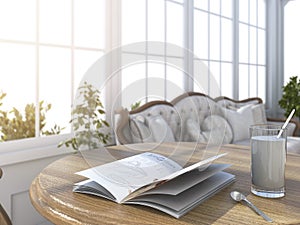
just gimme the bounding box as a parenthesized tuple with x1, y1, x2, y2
(1, 0, 283, 165)
(120, 0, 186, 104)
(0, 134, 72, 166)
(265, 0, 285, 117)
(0, 0, 110, 165)
(119, 0, 267, 101)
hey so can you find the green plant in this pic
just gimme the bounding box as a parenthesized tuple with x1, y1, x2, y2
(279, 76, 300, 120)
(0, 92, 63, 141)
(130, 101, 141, 111)
(59, 82, 110, 150)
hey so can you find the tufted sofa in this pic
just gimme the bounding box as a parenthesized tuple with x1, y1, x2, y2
(115, 92, 300, 153)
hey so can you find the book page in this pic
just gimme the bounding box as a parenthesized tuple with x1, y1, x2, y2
(121, 153, 228, 202)
(75, 152, 182, 203)
(160, 152, 227, 182)
(127, 171, 235, 218)
(142, 164, 231, 195)
(74, 179, 116, 201)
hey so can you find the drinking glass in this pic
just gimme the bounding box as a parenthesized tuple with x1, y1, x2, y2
(250, 124, 287, 198)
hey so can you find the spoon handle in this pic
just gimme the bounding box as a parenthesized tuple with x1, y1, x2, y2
(244, 199, 273, 222)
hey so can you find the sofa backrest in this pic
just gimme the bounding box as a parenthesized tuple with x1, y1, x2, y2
(215, 96, 262, 109)
(115, 92, 265, 145)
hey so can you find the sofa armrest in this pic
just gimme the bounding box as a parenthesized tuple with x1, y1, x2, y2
(267, 118, 299, 136)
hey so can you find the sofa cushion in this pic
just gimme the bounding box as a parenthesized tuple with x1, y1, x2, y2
(287, 137, 300, 154)
(146, 115, 175, 143)
(202, 115, 233, 144)
(252, 103, 267, 124)
(185, 115, 233, 145)
(185, 118, 206, 142)
(234, 139, 250, 146)
(222, 103, 267, 143)
(130, 116, 153, 143)
(115, 107, 132, 144)
(223, 104, 254, 142)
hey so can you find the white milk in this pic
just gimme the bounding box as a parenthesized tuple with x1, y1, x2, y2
(251, 135, 286, 189)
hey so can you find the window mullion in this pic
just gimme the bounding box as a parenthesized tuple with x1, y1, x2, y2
(233, 0, 239, 99)
(219, 0, 222, 96)
(248, 0, 251, 98)
(71, 0, 75, 108)
(145, 0, 148, 102)
(183, 0, 194, 92)
(35, 0, 40, 138)
(164, 0, 167, 99)
(207, 0, 211, 95)
(256, 0, 259, 97)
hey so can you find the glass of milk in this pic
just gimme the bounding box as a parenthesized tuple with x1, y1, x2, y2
(250, 124, 287, 198)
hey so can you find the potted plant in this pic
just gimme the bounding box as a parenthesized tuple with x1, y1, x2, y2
(278, 76, 300, 121)
(59, 81, 110, 150)
(0, 92, 63, 141)
(130, 101, 141, 111)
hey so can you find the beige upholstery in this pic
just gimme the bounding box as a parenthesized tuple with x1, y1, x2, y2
(115, 92, 300, 152)
(0, 168, 12, 225)
(116, 93, 227, 145)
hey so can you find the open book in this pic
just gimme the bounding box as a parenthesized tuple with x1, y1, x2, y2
(74, 152, 235, 218)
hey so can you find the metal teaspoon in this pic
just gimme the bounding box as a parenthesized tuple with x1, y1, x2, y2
(230, 191, 273, 223)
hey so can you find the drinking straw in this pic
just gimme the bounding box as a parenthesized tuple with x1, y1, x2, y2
(277, 109, 296, 138)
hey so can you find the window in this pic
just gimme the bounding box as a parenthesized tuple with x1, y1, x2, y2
(0, 0, 106, 143)
(121, 0, 185, 108)
(0, 0, 267, 149)
(284, 0, 300, 84)
(193, 0, 234, 97)
(238, 0, 266, 101)
(120, 0, 267, 108)
(193, 0, 266, 100)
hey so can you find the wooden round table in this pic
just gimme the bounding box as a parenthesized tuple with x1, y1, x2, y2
(30, 143, 300, 225)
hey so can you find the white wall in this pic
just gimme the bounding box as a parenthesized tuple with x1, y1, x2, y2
(0, 133, 117, 225)
(0, 135, 73, 225)
(1, 153, 69, 225)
